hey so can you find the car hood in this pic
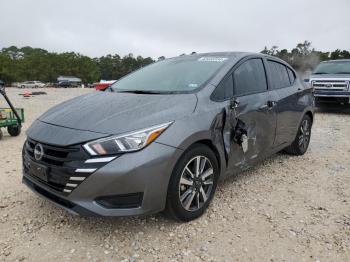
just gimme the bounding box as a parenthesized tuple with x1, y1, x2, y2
(310, 73, 350, 79)
(38, 91, 197, 135)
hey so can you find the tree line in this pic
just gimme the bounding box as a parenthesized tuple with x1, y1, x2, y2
(261, 41, 350, 73)
(1, 41, 349, 84)
(0, 46, 154, 84)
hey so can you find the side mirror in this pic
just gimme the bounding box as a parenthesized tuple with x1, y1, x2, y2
(303, 78, 310, 83)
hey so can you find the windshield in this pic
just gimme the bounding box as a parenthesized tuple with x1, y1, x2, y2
(110, 56, 229, 93)
(313, 61, 350, 74)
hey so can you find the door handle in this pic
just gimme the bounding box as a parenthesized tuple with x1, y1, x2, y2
(267, 101, 277, 108)
(297, 88, 304, 96)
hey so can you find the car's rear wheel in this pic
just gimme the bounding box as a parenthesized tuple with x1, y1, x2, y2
(166, 144, 219, 222)
(284, 114, 312, 155)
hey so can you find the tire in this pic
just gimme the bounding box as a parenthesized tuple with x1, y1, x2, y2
(165, 144, 219, 222)
(284, 114, 312, 155)
(7, 125, 21, 136)
(21, 85, 25, 89)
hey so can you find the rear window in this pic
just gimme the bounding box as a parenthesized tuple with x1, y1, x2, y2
(267, 61, 290, 89)
(233, 58, 267, 96)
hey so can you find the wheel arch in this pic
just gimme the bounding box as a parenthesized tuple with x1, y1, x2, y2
(181, 139, 226, 179)
(305, 110, 314, 124)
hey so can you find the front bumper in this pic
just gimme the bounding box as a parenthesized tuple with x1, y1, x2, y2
(23, 141, 183, 216)
(314, 90, 350, 103)
(314, 90, 350, 98)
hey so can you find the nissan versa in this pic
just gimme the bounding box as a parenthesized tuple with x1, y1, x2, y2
(22, 52, 314, 221)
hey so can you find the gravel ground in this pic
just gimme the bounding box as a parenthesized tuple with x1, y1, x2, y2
(0, 88, 349, 262)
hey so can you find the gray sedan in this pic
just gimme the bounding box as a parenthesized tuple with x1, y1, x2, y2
(22, 52, 314, 221)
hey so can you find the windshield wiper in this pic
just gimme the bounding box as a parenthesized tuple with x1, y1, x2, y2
(117, 90, 163, 94)
(335, 72, 350, 74)
(313, 72, 327, 74)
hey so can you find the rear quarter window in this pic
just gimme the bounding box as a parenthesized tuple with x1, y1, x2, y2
(267, 60, 291, 89)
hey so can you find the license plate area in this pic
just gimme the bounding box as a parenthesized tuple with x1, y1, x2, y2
(28, 160, 50, 182)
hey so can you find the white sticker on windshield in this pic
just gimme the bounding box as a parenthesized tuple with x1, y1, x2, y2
(198, 57, 228, 62)
(189, 83, 198, 88)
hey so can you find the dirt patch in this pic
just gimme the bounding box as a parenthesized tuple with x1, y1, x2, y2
(0, 88, 349, 261)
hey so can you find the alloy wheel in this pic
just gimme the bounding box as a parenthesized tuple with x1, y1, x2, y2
(178, 156, 214, 211)
(298, 119, 311, 151)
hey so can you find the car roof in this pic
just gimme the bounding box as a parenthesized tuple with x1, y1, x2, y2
(163, 52, 295, 87)
(172, 52, 254, 62)
(171, 51, 290, 66)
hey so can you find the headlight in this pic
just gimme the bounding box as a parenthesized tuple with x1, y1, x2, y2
(83, 122, 173, 156)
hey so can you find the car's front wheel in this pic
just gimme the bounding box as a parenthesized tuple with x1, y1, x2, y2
(166, 144, 219, 222)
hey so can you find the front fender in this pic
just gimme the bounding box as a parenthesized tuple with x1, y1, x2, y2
(157, 112, 228, 179)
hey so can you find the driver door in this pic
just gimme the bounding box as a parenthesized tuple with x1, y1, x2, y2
(225, 58, 277, 173)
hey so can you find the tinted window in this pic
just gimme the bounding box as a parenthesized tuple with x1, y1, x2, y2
(233, 59, 267, 96)
(267, 61, 290, 89)
(287, 67, 295, 84)
(212, 74, 233, 100)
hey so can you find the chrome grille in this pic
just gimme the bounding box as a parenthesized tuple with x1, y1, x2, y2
(312, 79, 349, 91)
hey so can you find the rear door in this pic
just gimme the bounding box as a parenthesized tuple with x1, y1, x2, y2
(266, 60, 300, 146)
(227, 58, 277, 172)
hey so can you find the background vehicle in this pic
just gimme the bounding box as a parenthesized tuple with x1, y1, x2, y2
(94, 80, 116, 91)
(55, 81, 81, 88)
(56, 81, 73, 88)
(309, 59, 350, 105)
(22, 53, 314, 222)
(18, 81, 45, 88)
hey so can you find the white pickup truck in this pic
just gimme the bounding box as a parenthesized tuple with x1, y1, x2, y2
(309, 59, 350, 105)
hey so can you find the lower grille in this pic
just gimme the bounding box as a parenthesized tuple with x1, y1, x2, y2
(24, 176, 76, 209)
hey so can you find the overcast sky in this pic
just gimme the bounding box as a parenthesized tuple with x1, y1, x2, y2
(1, 0, 349, 58)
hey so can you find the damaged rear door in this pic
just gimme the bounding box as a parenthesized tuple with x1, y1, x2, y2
(226, 58, 277, 172)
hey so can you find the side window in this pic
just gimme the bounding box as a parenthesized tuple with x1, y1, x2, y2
(233, 58, 267, 96)
(211, 74, 233, 100)
(267, 61, 290, 89)
(287, 67, 296, 85)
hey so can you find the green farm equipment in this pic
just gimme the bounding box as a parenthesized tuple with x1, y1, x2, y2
(0, 80, 24, 140)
